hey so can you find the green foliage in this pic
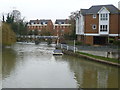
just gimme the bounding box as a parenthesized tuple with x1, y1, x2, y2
(109, 38, 114, 43)
(41, 29, 51, 36)
(28, 30, 33, 35)
(64, 11, 77, 40)
(75, 41, 82, 45)
(2, 23, 16, 46)
(34, 29, 38, 35)
(6, 13, 14, 24)
(5, 13, 27, 35)
(113, 40, 120, 46)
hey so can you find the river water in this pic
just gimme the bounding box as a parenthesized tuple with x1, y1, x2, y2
(2, 43, 119, 88)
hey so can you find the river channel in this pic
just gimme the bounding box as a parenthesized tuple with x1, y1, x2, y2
(2, 43, 119, 88)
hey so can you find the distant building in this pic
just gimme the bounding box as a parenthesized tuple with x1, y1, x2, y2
(54, 19, 71, 36)
(27, 19, 53, 35)
(75, 4, 120, 45)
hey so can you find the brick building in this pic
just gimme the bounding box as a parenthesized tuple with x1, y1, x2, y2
(27, 19, 71, 37)
(27, 19, 53, 35)
(76, 4, 120, 45)
(54, 19, 71, 37)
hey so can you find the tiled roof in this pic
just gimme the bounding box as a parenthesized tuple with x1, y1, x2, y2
(86, 4, 120, 14)
(81, 9, 88, 15)
(55, 19, 70, 24)
(29, 19, 51, 24)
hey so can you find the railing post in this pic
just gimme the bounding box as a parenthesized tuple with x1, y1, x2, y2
(61, 44, 62, 49)
(67, 45, 68, 50)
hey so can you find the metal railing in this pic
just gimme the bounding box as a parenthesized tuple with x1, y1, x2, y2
(56, 44, 119, 52)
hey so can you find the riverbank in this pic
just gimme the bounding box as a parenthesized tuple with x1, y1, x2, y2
(62, 50, 120, 67)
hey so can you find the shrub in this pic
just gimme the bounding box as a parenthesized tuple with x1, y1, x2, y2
(75, 41, 82, 45)
(113, 40, 120, 46)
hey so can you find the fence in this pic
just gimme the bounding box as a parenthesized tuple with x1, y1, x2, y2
(56, 44, 119, 59)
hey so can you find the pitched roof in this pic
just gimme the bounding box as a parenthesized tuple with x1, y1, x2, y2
(29, 19, 51, 24)
(55, 19, 70, 24)
(81, 9, 88, 15)
(86, 4, 120, 14)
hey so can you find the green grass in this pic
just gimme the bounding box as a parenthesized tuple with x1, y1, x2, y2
(76, 51, 119, 64)
(66, 40, 74, 45)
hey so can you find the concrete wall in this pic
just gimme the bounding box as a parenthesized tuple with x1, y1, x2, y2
(79, 50, 119, 59)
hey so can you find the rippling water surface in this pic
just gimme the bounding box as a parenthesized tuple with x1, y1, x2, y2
(2, 43, 119, 88)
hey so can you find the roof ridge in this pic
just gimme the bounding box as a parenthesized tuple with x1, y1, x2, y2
(91, 4, 114, 7)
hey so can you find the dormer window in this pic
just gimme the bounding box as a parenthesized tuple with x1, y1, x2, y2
(41, 22, 43, 25)
(61, 22, 64, 24)
(93, 14, 97, 18)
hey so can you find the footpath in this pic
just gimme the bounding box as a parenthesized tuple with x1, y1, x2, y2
(56, 44, 120, 67)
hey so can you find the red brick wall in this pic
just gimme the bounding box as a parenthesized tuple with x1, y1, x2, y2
(84, 36, 93, 45)
(85, 15, 99, 33)
(27, 20, 54, 35)
(54, 25, 71, 36)
(109, 14, 119, 34)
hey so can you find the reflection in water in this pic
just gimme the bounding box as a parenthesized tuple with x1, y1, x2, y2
(2, 48, 17, 79)
(2, 43, 119, 88)
(61, 55, 118, 88)
(0, 49, 2, 89)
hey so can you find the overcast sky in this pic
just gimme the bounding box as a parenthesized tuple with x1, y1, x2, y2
(0, 0, 119, 22)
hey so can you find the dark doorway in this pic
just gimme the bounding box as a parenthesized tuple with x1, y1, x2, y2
(93, 36, 108, 45)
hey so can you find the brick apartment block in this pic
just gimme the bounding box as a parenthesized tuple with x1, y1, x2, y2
(75, 4, 120, 45)
(27, 19, 71, 37)
(54, 19, 71, 36)
(27, 19, 53, 35)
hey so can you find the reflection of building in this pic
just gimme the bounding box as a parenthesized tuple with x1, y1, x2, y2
(12, 10, 21, 22)
(27, 19, 53, 35)
(54, 19, 71, 36)
(75, 4, 120, 45)
(66, 56, 118, 88)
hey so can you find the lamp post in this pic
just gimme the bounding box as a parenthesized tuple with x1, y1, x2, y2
(74, 39, 76, 53)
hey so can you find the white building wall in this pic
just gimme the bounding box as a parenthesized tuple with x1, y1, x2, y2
(79, 15, 84, 35)
(75, 14, 84, 35)
(118, 1, 120, 10)
(98, 7, 110, 35)
(76, 18, 79, 34)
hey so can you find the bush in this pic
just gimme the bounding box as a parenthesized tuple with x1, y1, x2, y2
(113, 40, 120, 46)
(75, 41, 82, 45)
(109, 38, 114, 43)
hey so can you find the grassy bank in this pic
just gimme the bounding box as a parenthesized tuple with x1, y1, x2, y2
(76, 51, 119, 64)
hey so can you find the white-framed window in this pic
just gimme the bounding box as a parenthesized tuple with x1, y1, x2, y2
(100, 13, 108, 20)
(100, 25, 108, 32)
(92, 24, 97, 30)
(93, 14, 97, 18)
